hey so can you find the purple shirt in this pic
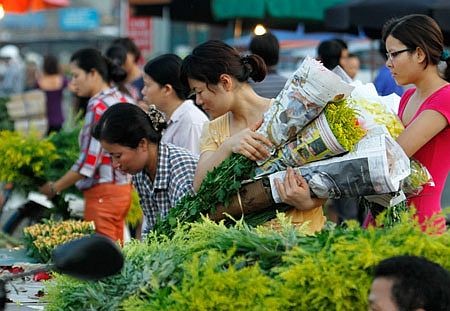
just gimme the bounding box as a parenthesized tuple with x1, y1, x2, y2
(38, 77, 68, 127)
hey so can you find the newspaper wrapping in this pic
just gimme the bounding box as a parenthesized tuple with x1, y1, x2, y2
(268, 127, 410, 202)
(255, 112, 347, 177)
(256, 56, 354, 150)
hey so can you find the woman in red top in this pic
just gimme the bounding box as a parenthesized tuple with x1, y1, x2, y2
(382, 14, 450, 232)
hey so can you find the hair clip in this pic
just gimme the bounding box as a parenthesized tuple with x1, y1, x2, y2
(146, 105, 166, 132)
(440, 50, 449, 61)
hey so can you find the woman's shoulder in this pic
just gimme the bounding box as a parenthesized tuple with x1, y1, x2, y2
(206, 112, 229, 128)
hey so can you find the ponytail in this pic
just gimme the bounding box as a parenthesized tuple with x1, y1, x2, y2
(241, 54, 267, 82)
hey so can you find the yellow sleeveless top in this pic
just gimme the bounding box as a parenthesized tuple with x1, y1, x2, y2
(199, 112, 326, 233)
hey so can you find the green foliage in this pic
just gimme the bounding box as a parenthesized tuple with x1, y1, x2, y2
(126, 187, 143, 226)
(45, 213, 450, 310)
(159, 250, 282, 310)
(0, 97, 13, 131)
(0, 130, 58, 193)
(45, 124, 82, 195)
(153, 154, 255, 236)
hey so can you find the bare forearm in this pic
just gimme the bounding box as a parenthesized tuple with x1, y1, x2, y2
(193, 143, 233, 191)
(53, 170, 84, 193)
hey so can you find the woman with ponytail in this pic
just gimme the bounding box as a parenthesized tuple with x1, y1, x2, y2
(92, 103, 198, 236)
(377, 14, 450, 232)
(181, 40, 326, 232)
(40, 48, 135, 243)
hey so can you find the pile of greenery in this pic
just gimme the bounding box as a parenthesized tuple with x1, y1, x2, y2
(0, 97, 13, 131)
(45, 124, 82, 195)
(44, 211, 450, 310)
(0, 130, 58, 193)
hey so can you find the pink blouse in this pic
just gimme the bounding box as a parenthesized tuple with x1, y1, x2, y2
(398, 85, 450, 230)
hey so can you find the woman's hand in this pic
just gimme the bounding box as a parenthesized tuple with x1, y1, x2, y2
(39, 181, 57, 199)
(274, 167, 324, 211)
(225, 120, 273, 162)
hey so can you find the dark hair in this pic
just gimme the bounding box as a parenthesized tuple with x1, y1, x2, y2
(333, 38, 348, 50)
(70, 48, 127, 84)
(105, 44, 128, 67)
(92, 103, 167, 148)
(317, 39, 347, 70)
(111, 37, 141, 63)
(373, 255, 450, 311)
(378, 40, 389, 61)
(144, 54, 187, 100)
(382, 14, 450, 81)
(180, 40, 267, 89)
(43, 54, 60, 75)
(249, 32, 280, 67)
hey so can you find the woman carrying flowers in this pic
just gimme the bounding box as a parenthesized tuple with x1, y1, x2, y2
(180, 40, 326, 232)
(380, 14, 450, 232)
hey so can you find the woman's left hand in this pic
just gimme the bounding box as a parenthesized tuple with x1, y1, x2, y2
(274, 167, 322, 211)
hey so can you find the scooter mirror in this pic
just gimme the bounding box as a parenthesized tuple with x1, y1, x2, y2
(52, 234, 124, 281)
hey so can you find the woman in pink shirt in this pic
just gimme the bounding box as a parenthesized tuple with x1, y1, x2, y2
(382, 14, 450, 232)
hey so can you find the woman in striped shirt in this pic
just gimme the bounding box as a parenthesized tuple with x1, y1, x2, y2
(40, 48, 135, 244)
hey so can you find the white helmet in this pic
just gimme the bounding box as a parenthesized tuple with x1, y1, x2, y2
(0, 45, 21, 59)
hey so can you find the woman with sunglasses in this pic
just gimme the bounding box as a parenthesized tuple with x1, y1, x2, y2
(40, 48, 135, 243)
(380, 14, 450, 232)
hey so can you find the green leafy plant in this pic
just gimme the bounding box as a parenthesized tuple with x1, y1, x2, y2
(0, 130, 58, 193)
(0, 96, 13, 131)
(153, 154, 255, 236)
(45, 213, 450, 311)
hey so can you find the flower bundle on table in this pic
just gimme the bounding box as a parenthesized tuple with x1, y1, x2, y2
(0, 130, 58, 193)
(23, 219, 95, 263)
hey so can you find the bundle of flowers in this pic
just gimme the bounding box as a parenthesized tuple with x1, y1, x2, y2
(154, 58, 361, 235)
(256, 98, 366, 176)
(127, 187, 144, 227)
(402, 159, 434, 197)
(348, 83, 433, 197)
(23, 219, 95, 263)
(44, 212, 450, 311)
(0, 130, 58, 193)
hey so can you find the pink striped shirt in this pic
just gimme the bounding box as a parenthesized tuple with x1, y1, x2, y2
(71, 87, 135, 190)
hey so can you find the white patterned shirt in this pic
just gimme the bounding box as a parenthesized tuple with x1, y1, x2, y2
(161, 99, 209, 155)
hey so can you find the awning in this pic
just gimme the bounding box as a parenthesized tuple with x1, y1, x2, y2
(212, 0, 347, 21)
(0, 0, 70, 13)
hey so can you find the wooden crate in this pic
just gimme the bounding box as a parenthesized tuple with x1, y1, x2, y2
(6, 90, 46, 120)
(14, 117, 48, 138)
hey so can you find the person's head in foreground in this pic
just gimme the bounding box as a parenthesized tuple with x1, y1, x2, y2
(369, 255, 450, 311)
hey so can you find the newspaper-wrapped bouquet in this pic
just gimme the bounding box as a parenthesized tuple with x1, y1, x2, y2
(269, 126, 410, 201)
(255, 98, 366, 177)
(154, 60, 416, 235)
